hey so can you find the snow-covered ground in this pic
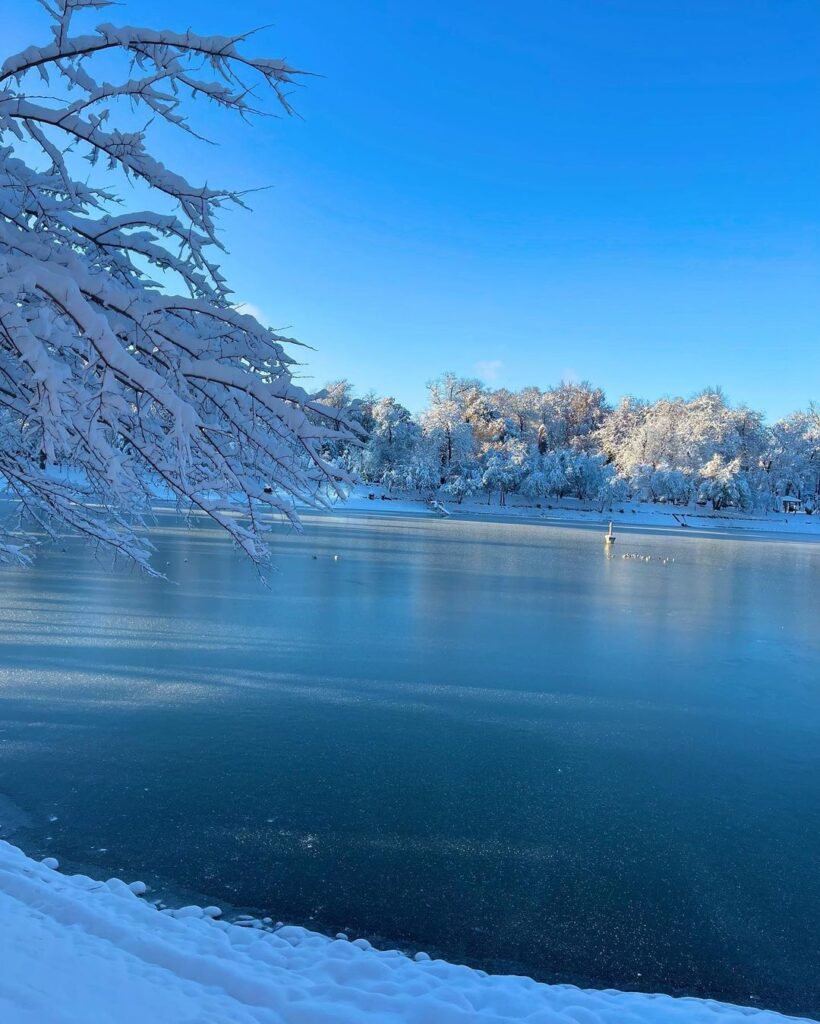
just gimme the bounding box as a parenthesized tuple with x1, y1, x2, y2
(0, 840, 814, 1024)
(336, 486, 820, 538)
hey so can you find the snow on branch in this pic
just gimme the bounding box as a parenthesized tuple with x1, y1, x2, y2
(0, 0, 357, 571)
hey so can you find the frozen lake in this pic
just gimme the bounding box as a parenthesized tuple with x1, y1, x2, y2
(0, 512, 818, 1017)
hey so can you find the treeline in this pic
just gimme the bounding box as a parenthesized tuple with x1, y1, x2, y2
(320, 374, 819, 512)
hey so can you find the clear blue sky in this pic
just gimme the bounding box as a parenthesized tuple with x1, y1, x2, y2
(7, 0, 820, 418)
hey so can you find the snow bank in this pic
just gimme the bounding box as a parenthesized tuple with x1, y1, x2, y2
(0, 841, 813, 1024)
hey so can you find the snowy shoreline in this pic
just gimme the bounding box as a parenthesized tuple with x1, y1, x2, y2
(1, 839, 815, 1024)
(330, 487, 820, 540)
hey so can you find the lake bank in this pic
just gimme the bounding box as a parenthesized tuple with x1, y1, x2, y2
(333, 486, 820, 540)
(1, 838, 815, 1024)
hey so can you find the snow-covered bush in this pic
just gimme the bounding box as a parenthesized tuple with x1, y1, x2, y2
(0, 0, 357, 569)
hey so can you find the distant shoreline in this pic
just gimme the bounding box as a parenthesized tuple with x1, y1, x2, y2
(330, 486, 820, 542)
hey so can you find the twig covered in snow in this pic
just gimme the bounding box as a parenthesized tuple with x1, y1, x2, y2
(0, 0, 357, 570)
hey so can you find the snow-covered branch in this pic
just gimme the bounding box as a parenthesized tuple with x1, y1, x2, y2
(0, 0, 356, 570)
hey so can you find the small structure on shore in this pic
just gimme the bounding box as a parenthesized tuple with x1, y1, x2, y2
(605, 522, 616, 544)
(779, 495, 802, 514)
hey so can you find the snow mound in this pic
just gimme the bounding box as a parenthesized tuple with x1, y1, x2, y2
(0, 840, 813, 1024)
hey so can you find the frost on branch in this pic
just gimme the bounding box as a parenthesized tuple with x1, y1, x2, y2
(0, 0, 357, 571)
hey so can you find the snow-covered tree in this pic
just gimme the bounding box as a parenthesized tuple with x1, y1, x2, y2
(353, 396, 419, 486)
(698, 456, 753, 511)
(308, 366, 815, 516)
(541, 380, 609, 451)
(405, 444, 441, 492)
(596, 391, 770, 505)
(0, 0, 357, 570)
(763, 406, 820, 508)
(596, 396, 649, 471)
(596, 470, 630, 509)
(444, 466, 481, 504)
(480, 439, 527, 505)
(563, 450, 611, 501)
(521, 449, 569, 500)
(421, 377, 476, 481)
(320, 380, 357, 413)
(490, 387, 536, 441)
(632, 465, 695, 505)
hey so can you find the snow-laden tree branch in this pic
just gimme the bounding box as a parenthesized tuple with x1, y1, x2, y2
(0, 0, 358, 571)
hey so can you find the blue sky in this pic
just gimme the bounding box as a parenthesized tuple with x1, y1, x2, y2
(7, 0, 820, 418)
